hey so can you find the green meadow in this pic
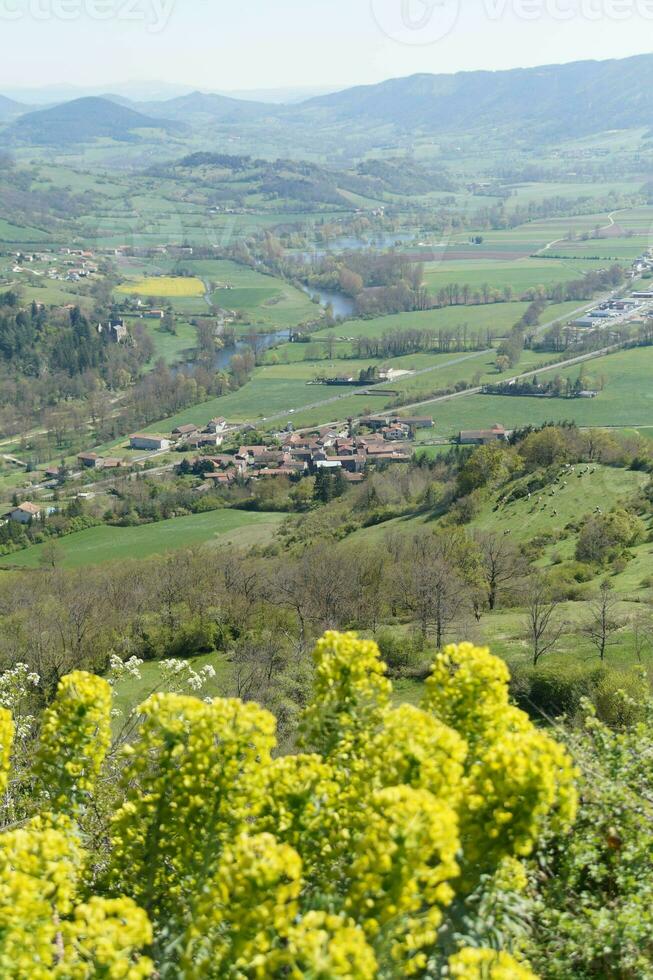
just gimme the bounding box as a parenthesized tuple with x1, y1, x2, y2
(413, 346, 653, 438)
(2, 510, 284, 570)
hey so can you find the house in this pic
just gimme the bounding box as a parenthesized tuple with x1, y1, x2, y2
(102, 458, 124, 469)
(239, 445, 270, 460)
(382, 424, 409, 441)
(459, 425, 506, 446)
(98, 319, 128, 343)
(359, 416, 388, 431)
(77, 452, 103, 469)
(172, 424, 200, 439)
(8, 502, 42, 524)
(206, 418, 227, 434)
(205, 471, 236, 485)
(329, 455, 366, 473)
(129, 434, 171, 452)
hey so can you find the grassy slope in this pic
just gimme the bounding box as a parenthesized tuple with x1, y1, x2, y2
(349, 462, 652, 677)
(2, 510, 284, 569)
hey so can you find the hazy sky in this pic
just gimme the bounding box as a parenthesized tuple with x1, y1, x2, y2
(1, 0, 653, 95)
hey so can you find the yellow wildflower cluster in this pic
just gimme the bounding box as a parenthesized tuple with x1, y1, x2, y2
(110, 694, 276, 920)
(35, 672, 111, 815)
(0, 814, 152, 978)
(301, 630, 392, 756)
(424, 643, 578, 887)
(448, 946, 538, 979)
(0, 707, 14, 797)
(0, 634, 577, 978)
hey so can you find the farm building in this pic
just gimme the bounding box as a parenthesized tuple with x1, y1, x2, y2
(172, 424, 200, 439)
(459, 425, 507, 446)
(77, 452, 103, 469)
(129, 434, 171, 451)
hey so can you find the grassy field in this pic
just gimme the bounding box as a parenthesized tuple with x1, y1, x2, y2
(422, 257, 606, 295)
(1, 510, 284, 569)
(116, 276, 205, 297)
(0, 218, 50, 243)
(111, 652, 234, 722)
(412, 345, 653, 438)
(135, 317, 198, 366)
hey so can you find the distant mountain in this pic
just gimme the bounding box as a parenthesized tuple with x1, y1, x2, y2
(216, 85, 340, 105)
(298, 54, 653, 139)
(98, 93, 140, 109)
(147, 91, 279, 124)
(0, 95, 29, 123)
(3, 54, 653, 155)
(2, 97, 184, 145)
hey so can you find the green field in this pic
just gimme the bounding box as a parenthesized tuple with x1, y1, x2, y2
(414, 345, 653, 438)
(0, 218, 51, 243)
(111, 652, 234, 723)
(2, 510, 284, 569)
(135, 317, 198, 366)
(423, 257, 606, 295)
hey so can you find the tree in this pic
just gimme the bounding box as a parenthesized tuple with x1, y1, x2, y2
(496, 354, 510, 374)
(39, 539, 63, 570)
(524, 574, 565, 667)
(475, 531, 526, 611)
(519, 426, 569, 470)
(576, 509, 645, 565)
(313, 468, 334, 504)
(456, 442, 514, 497)
(584, 580, 624, 662)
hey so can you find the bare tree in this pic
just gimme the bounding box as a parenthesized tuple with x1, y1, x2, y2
(584, 580, 624, 662)
(395, 535, 471, 647)
(474, 531, 526, 611)
(524, 575, 565, 667)
(630, 607, 653, 664)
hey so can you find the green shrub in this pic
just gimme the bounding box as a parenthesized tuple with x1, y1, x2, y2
(511, 663, 604, 720)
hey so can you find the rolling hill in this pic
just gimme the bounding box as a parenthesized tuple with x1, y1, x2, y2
(0, 95, 28, 122)
(143, 90, 279, 124)
(297, 53, 653, 139)
(1, 96, 184, 145)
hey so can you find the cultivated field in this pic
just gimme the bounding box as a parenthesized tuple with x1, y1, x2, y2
(116, 276, 206, 297)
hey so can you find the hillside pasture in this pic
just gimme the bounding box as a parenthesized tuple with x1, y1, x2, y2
(1, 509, 284, 569)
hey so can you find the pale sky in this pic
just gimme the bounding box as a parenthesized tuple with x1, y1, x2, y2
(1, 0, 653, 96)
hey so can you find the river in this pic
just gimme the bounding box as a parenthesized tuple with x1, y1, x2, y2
(174, 328, 291, 376)
(301, 286, 356, 320)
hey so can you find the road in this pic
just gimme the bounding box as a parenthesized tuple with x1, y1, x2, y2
(538, 208, 630, 255)
(296, 340, 628, 435)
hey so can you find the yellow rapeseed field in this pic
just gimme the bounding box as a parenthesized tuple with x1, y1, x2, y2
(116, 276, 205, 297)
